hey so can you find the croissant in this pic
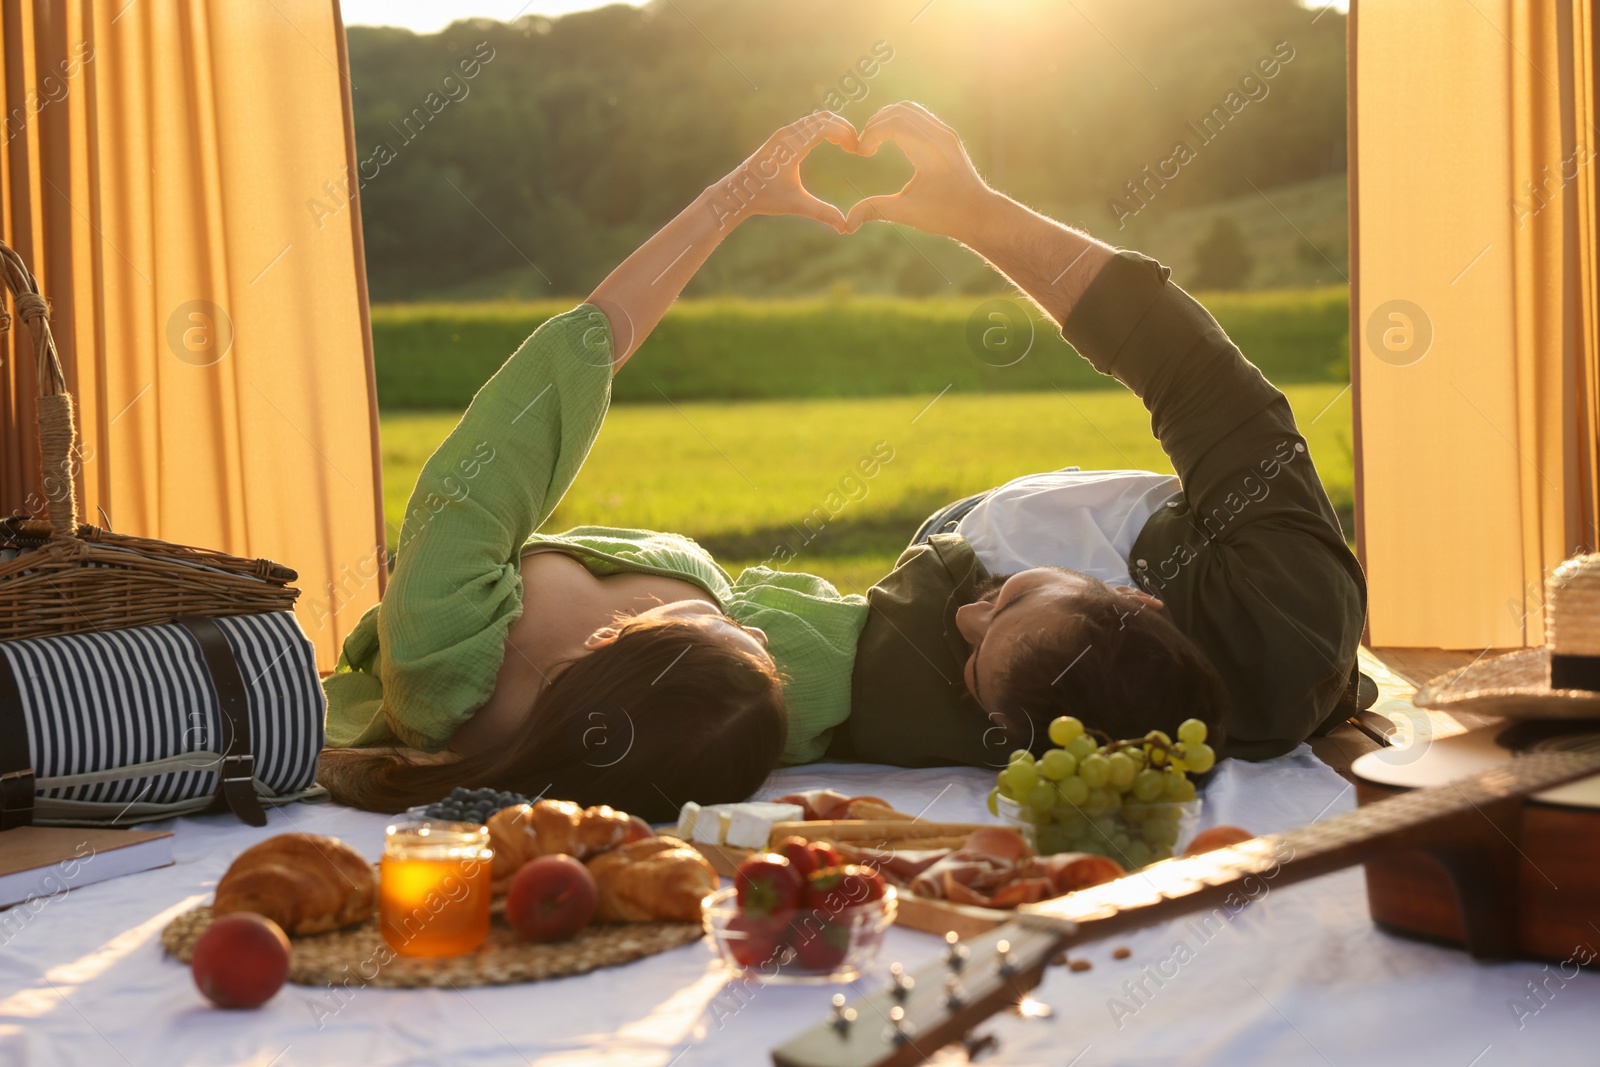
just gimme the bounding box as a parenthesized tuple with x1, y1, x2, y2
(213, 833, 376, 935)
(585, 835, 717, 923)
(487, 800, 634, 892)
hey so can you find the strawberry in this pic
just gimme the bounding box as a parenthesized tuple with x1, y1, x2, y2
(807, 841, 845, 870)
(734, 853, 803, 917)
(804, 864, 888, 917)
(789, 917, 850, 972)
(725, 911, 790, 969)
(775, 837, 820, 880)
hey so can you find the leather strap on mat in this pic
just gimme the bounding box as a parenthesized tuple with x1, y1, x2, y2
(176, 616, 267, 827)
(0, 653, 35, 830)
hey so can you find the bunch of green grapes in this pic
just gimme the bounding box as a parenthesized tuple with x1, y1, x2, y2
(987, 716, 1215, 869)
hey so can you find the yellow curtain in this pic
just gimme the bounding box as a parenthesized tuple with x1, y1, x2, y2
(0, 0, 385, 669)
(1353, 0, 1600, 648)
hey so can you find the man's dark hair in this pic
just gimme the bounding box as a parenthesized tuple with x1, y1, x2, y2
(996, 583, 1229, 752)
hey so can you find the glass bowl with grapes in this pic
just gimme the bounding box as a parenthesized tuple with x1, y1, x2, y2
(988, 714, 1216, 870)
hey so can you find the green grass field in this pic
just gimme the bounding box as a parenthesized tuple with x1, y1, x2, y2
(379, 385, 1353, 593)
(371, 288, 1349, 409)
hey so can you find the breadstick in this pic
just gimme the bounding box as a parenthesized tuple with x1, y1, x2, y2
(811, 833, 972, 851)
(767, 820, 991, 846)
(844, 799, 915, 820)
(873, 835, 971, 851)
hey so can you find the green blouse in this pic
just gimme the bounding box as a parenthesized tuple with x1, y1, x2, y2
(322, 306, 867, 764)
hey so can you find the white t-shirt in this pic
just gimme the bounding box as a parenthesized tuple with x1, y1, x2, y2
(954, 469, 1182, 588)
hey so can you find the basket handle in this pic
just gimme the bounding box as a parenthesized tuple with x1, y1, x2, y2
(1, 239, 79, 541)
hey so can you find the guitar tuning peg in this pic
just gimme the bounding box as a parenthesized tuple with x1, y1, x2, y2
(886, 1004, 915, 1047)
(888, 961, 915, 1001)
(944, 974, 967, 1011)
(944, 930, 969, 973)
(995, 939, 1016, 978)
(829, 992, 856, 1033)
(963, 1030, 1000, 1062)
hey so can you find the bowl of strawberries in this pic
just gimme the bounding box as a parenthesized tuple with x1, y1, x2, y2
(701, 836, 896, 984)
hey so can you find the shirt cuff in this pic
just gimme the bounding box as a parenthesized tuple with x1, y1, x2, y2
(1058, 249, 1171, 378)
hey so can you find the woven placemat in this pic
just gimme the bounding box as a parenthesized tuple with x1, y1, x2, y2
(163, 905, 703, 989)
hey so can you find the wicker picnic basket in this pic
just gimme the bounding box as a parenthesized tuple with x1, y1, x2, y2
(0, 236, 325, 830)
(0, 239, 299, 639)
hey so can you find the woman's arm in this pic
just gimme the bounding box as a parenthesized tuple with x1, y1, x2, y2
(368, 113, 858, 751)
(589, 111, 858, 368)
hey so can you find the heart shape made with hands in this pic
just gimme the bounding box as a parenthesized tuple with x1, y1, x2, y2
(799, 136, 914, 228)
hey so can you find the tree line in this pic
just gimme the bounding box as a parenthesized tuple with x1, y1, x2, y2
(344, 0, 1346, 301)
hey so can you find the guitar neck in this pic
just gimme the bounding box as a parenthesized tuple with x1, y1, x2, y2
(1030, 746, 1596, 935)
(772, 748, 1600, 1067)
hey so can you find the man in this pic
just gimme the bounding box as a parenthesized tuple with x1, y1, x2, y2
(831, 103, 1368, 767)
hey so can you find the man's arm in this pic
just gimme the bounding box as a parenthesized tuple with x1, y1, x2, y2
(844, 101, 1315, 520)
(847, 103, 1365, 752)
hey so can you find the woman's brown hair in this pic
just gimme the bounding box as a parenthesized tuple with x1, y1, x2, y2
(320, 614, 787, 823)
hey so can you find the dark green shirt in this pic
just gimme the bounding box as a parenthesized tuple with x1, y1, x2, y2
(839, 251, 1366, 764)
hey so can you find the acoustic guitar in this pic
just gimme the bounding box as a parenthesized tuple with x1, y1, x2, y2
(769, 747, 1600, 1067)
(1352, 720, 1600, 960)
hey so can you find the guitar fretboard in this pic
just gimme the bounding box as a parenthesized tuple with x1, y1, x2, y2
(1022, 748, 1600, 938)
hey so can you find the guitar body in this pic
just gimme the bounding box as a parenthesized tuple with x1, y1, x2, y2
(1353, 722, 1600, 964)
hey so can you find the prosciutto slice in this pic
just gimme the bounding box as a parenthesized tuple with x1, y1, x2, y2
(909, 827, 1035, 903)
(904, 826, 1126, 909)
(771, 789, 902, 821)
(771, 789, 854, 821)
(834, 845, 948, 885)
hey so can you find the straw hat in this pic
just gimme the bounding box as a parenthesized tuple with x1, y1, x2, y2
(1413, 553, 1600, 719)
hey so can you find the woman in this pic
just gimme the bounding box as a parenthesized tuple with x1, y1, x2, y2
(321, 113, 870, 822)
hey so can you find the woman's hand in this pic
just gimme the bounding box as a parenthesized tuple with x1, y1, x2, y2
(706, 112, 859, 233)
(589, 111, 858, 368)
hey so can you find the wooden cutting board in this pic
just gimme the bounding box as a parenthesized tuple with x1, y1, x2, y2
(891, 891, 1010, 939)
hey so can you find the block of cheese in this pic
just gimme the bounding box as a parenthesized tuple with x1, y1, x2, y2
(691, 804, 733, 845)
(676, 801, 806, 849)
(676, 801, 702, 841)
(725, 802, 805, 849)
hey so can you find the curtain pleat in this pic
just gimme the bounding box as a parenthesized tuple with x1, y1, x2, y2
(1353, 0, 1600, 648)
(1, 0, 386, 670)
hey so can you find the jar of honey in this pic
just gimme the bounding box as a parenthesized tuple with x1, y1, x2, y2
(379, 820, 494, 957)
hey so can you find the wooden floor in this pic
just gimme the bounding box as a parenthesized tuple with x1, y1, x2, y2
(1308, 646, 1511, 779)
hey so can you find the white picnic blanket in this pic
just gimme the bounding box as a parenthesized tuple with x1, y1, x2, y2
(1, 747, 1594, 1067)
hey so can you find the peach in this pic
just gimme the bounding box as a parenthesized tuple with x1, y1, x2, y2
(506, 855, 598, 942)
(1184, 825, 1256, 857)
(191, 912, 290, 1008)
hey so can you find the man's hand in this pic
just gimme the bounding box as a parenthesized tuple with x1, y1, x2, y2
(708, 111, 860, 233)
(842, 102, 995, 241)
(845, 100, 1114, 326)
